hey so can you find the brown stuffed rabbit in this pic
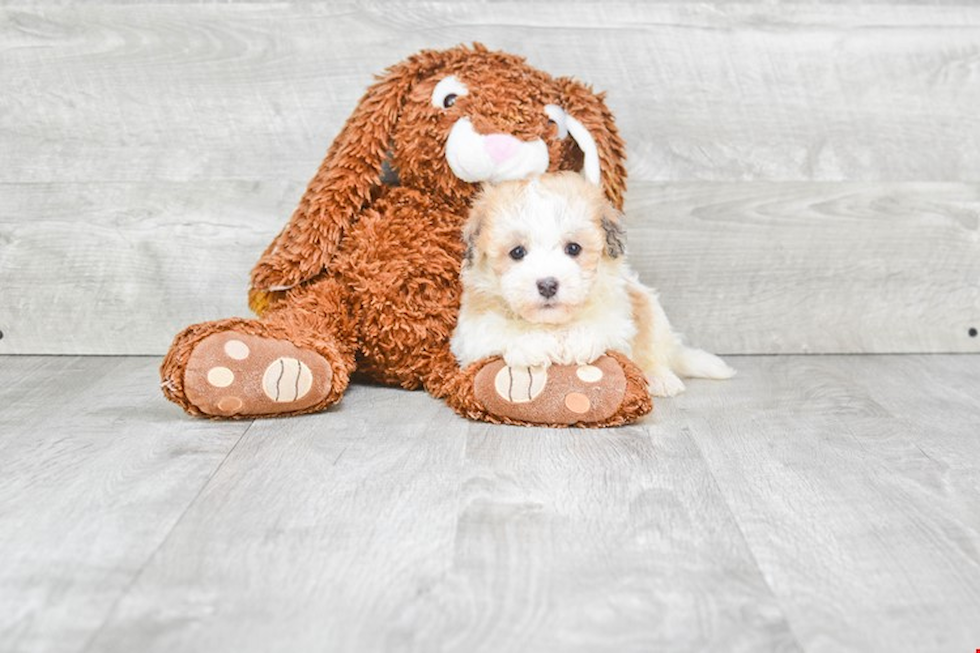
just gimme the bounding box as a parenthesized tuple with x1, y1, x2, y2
(160, 43, 652, 427)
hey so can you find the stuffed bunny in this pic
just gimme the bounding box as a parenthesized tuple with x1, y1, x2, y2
(160, 43, 652, 427)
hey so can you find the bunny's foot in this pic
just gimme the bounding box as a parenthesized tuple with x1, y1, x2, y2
(161, 320, 351, 418)
(450, 351, 652, 427)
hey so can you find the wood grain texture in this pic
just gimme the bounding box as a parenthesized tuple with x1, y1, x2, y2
(85, 376, 798, 653)
(410, 423, 797, 652)
(0, 356, 249, 653)
(677, 355, 980, 653)
(2, 2, 980, 184)
(86, 384, 479, 653)
(628, 182, 980, 355)
(3, 353, 979, 651)
(2, 180, 978, 355)
(0, 180, 297, 355)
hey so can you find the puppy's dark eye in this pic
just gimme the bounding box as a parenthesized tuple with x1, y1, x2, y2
(564, 242, 582, 257)
(509, 246, 526, 261)
(443, 93, 458, 109)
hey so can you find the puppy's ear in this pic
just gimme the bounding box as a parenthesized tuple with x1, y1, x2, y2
(249, 47, 467, 304)
(553, 77, 628, 210)
(462, 185, 490, 267)
(601, 205, 627, 259)
(462, 223, 481, 268)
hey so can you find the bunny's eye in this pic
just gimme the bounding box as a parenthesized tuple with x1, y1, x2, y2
(431, 76, 469, 110)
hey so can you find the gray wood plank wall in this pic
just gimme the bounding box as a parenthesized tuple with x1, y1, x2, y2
(1, 2, 978, 355)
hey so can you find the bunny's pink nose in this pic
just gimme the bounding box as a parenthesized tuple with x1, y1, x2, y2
(484, 133, 521, 163)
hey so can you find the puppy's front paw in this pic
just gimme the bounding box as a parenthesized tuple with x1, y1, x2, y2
(503, 333, 559, 369)
(558, 327, 606, 366)
(503, 346, 553, 370)
(648, 370, 686, 397)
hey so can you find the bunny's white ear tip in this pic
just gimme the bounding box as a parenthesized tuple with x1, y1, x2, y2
(543, 104, 601, 186)
(543, 104, 569, 139)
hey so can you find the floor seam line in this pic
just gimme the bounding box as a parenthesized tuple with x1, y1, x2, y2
(78, 419, 256, 653)
(683, 424, 811, 653)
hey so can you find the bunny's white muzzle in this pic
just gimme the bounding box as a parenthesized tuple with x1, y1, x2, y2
(445, 118, 550, 183)
(444, 106, 602, 186)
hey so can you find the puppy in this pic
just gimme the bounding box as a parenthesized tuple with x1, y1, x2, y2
(451, 172, 734, 397)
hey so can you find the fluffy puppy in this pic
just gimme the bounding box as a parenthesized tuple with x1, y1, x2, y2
(451, 172, 734, 397)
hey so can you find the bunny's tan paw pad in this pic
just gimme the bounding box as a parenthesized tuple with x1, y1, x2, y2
(183, 332, 333, 417)
(473, 355, 641, 426)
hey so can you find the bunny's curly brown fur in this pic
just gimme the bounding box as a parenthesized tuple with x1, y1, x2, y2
(160, 44, 651, 426)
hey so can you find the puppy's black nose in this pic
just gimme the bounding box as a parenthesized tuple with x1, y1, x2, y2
(536, 277, 559, 299)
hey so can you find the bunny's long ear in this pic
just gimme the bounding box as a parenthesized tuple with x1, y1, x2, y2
(249, 49, 455, 300)
(552, 77, 628, 210)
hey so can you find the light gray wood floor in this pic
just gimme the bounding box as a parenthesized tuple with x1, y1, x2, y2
(1, 354, 978, 653)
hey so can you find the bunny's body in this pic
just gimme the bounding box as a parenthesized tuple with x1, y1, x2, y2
(161, 45, 653, 426)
